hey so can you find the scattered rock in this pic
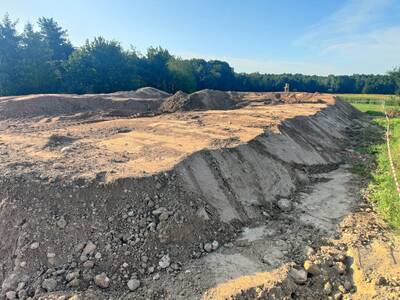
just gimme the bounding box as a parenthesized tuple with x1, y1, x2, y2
(333, 292, 343, 300)
(83, 260, 95, 269)
(343, 280, 353, 291)
(324, 281, 333, 295)
(61, 146, 72, 153)
(5, 291, 16, 300)
(277, 199, 292, 212)
(80, 241, 96, 261)
(127, 279, 140, 291)
(335, 262, 347, 274)
(304, 246, 315, 257)
(68, 278, 80, 288)
(304, 260, 321, 276)
(94, 273, 110, 289)
(204, 243, 213, 253)
(152, 207, 168, 216)
(30, 242, 39, 250)
(159, 254, 171, 269)
(66, 271, 80, 282)
(211, 240, 219, 250)
(262, 255, 281, 267)
(159, 212, 170, 222)
(375, 276, 387, 286)
(56, 216, 67, 229)
(289, 268, 308, 284)
(42, 278, 57, 292)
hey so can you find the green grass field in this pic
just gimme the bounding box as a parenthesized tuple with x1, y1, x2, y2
(352, 101, 400, 230)
(337, 94, 400, 106)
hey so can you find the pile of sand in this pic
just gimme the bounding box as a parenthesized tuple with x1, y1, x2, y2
(0, 87, 170, 120)
(160, 89, 243, 112)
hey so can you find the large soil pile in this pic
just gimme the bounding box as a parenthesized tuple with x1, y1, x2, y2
(0, 87, 170, 120)
(0, 90, 375, 299)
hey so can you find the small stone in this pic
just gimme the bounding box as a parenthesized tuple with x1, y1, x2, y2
(83, 261, 94, 269)
(68, 278, 80, 288)
(53, 163, 64, 169)
(66, 271, 80, 282)
(338, 284, 346, 293)
(95, 252, 102, 259)
(47, 252, 56, 265)
(335, 262, 347, 274)
(5, 291, 16, 300)
(289, 268, 308, 284)
(17, 290, 27, 299)
(375, 276, 387, 286)
(211, 240, 219, 251)
(324, 281, 333, 295)
(30, 242, 39, 250)
(333, 292, 343, 300)
(343, 280, 352, 291)
(262, 255, 281, 267)
(304, 246, 315, 257)
(42, 278, 57, 292)
(94, 273, 110, 289)
(152, 273, 160, 280)
(204, 243, 213, 253)
(56, 216, 67, 229)
(152, 207, 168, 216)
(159, 212, 170, 222)
(16, 282, 25, 291)
(127, 279, 140, 291)
(159, 254, 170, 269)
(80, 241, 96, 261)
(304, 260, 321, 276)
(61, 146, 72, 153)
(277, 199, 292, 212)
(171, 263, 181, 270)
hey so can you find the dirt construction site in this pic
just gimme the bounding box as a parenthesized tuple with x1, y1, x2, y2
(0, 88, 399, 300)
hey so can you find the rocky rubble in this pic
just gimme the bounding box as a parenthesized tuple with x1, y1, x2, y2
(0, 91, 371, 299)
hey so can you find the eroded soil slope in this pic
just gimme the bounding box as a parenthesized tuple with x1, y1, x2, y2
(0, 89, 383, 300)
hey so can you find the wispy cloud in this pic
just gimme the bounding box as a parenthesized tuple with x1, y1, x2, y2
(297, 0, 392, 46)
(182, 0, 400, 75)
(294, 0, 400, 74)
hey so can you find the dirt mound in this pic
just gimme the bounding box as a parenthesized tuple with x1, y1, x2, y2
(0, 91, 374, 299)
(160, 89, 243, 112)
(0, 87, 170, 120)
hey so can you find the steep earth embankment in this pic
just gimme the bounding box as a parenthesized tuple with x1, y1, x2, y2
(0, 89, 378, 299)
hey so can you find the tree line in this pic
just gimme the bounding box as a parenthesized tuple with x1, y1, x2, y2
(1, 14, 399, 97)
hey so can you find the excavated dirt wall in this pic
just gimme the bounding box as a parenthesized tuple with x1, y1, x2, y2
(0, 90, 366, 299)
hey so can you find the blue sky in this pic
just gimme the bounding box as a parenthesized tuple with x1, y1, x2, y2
(2, 0, 400, 75)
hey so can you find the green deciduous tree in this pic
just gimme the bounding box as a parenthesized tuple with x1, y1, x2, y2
(0, 14, 399, 96)
(0, 14, 21, 95)
(64, 37, 139, 93)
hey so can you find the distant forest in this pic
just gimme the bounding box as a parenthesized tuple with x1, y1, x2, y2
(1, 15, 400, 96)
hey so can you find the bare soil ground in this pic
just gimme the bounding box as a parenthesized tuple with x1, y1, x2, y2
(0, 88, 398, 300)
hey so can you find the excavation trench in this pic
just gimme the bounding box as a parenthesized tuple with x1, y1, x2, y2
(0, 90, 369, 299)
